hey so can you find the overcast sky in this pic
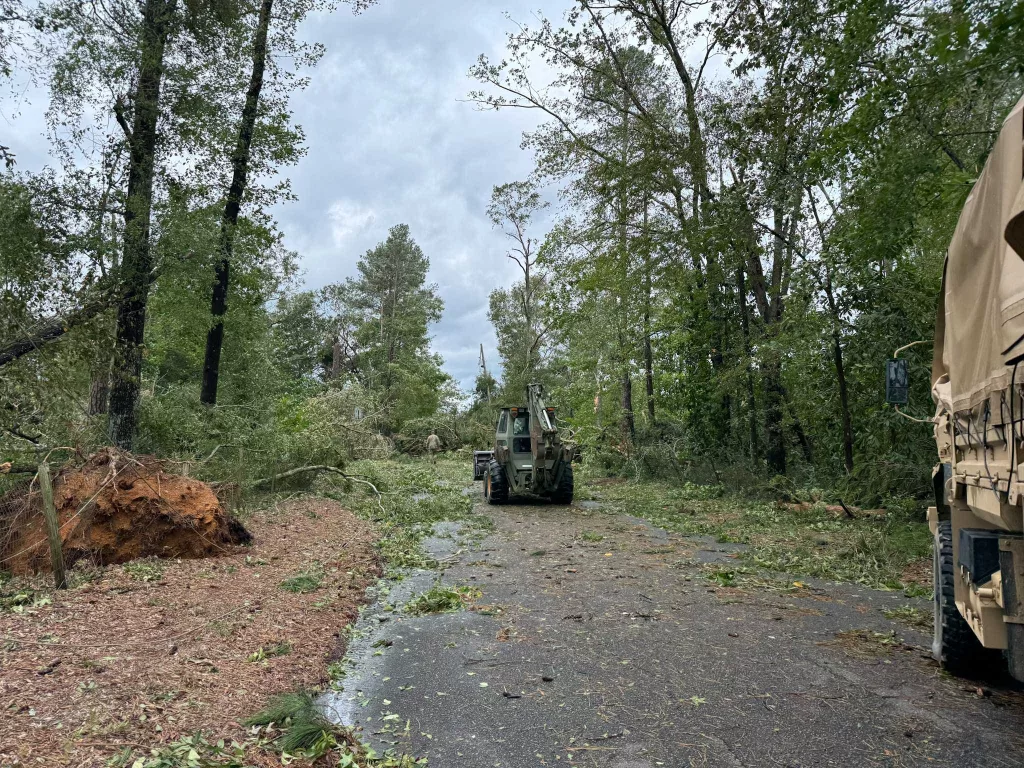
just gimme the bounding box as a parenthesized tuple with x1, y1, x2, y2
(274, 0, 571, 391)
(2, 0, 571, 392)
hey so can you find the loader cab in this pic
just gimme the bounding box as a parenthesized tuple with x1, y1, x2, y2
(496, 407, 532, 455)
(514, 412, 533, 454)
(483, 384, 574, 504)
(495, 409, 509, 450)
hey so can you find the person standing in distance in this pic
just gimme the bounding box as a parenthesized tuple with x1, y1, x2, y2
(426, 431, 441, 464)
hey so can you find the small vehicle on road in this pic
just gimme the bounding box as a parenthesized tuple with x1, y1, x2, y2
(473, 383, 573, 504)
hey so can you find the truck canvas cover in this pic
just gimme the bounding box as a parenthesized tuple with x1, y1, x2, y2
(933, 95, 1024, 414)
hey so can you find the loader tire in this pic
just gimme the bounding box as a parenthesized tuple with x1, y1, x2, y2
(550, 463, 574, 504)
(933, 521, 1000, 676)
(486, 460, 509, 505)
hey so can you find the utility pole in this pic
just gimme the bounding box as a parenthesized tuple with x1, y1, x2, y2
(479, 344, 491, 403)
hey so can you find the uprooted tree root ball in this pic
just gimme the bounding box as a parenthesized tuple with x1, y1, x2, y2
(0, 448, 250, 575)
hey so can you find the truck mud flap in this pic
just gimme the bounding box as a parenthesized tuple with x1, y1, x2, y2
(473, 451, 494, 481)
(999, 537, 1024, 681)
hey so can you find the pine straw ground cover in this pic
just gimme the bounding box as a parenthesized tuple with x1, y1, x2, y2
(0, 498, 380, 767)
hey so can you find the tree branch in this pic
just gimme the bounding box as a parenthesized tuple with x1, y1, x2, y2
(113, 95, 133, 142)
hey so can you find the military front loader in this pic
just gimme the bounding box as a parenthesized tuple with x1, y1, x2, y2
(891, 93, 1024, 682)
(472, 383, 573, 504)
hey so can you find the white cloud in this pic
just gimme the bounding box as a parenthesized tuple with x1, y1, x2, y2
(328, 200, 377, 248)
(1, 0, 573, 392)
(272, 0, 571, 390)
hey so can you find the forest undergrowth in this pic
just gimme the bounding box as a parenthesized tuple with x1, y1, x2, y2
(576, 471, 933, 595)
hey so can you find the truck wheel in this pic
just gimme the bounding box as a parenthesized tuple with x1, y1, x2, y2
(933, 520, 999, 676)
(551, 463, 574, 504)
(486, 460, 509, 505)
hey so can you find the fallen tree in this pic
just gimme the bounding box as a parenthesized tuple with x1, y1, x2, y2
(0, 295, 112, 367)
(0, 462, 36, 475)
(0, 267, 163, 369)
(249, 465, 386, 516)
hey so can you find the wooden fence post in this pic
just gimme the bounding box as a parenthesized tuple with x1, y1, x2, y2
(37, 463, 67, 589)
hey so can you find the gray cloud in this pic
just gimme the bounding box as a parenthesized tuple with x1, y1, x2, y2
(274, 0, 569, 390)
(2, 1, 569, 392)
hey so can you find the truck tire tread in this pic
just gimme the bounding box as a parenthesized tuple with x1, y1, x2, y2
(933, 520, 1001, 676)
(486, 460, 509, 505)
(551, 463, 573, 504)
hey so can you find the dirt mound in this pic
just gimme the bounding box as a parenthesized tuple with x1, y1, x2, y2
(0, 449, 248, 575)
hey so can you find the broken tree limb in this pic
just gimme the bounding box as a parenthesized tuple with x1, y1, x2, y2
(0, 462, 38, 475)
(0, 296, 113, 367)
(249, 465, 386, 517)
(0, 268, 163, 369)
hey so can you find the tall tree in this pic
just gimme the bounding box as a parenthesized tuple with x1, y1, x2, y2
(106, 0, 179, 449)
(200, 0, 274, 405)
(486, 180, 552, 398)
(331, 224, 447, 426)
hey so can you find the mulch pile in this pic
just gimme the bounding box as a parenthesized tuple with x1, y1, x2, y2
(0, 449, 249, 575)
(0, 497, 380, 767)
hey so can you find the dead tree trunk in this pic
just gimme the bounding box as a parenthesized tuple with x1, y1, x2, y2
(200, 0, 274, 405)
(737, 265, 758, 462)
(107, 0, 176, 449)
(823, 266, 853, 472)
(621, 368, 635, 444)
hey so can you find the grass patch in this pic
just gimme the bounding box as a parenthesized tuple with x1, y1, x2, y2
(123, 558, 166, 583)
(580, 531, 604, 543)
(279, 566, 324, 594)
(588, 478, 932, 591)
(403, 584, 480, 615)
(246, 691, 335, 755)
(883, 605, 932, 630)
(322, 457, 485, 573)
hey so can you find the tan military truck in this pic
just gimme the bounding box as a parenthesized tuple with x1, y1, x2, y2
(915, 94, 1024, 680)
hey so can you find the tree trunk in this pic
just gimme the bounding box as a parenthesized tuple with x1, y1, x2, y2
(621, 368, 635, 444)
(107, 0, 176, 449)
(643, 321, 654, 423)
(779, 386, 814, 465)
(642, 202, 655, 423)
(764, 358, 786, 475)
(737, 265, 758, 462)
(89, 366, 110, 415)
(832, 330, 854, 472)
(200, 0, 274, 405)
(822, 267, 853, 472)
(331, 339, 343, 379)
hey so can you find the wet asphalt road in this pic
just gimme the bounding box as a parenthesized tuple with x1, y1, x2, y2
(323, 485, 1024, 767)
